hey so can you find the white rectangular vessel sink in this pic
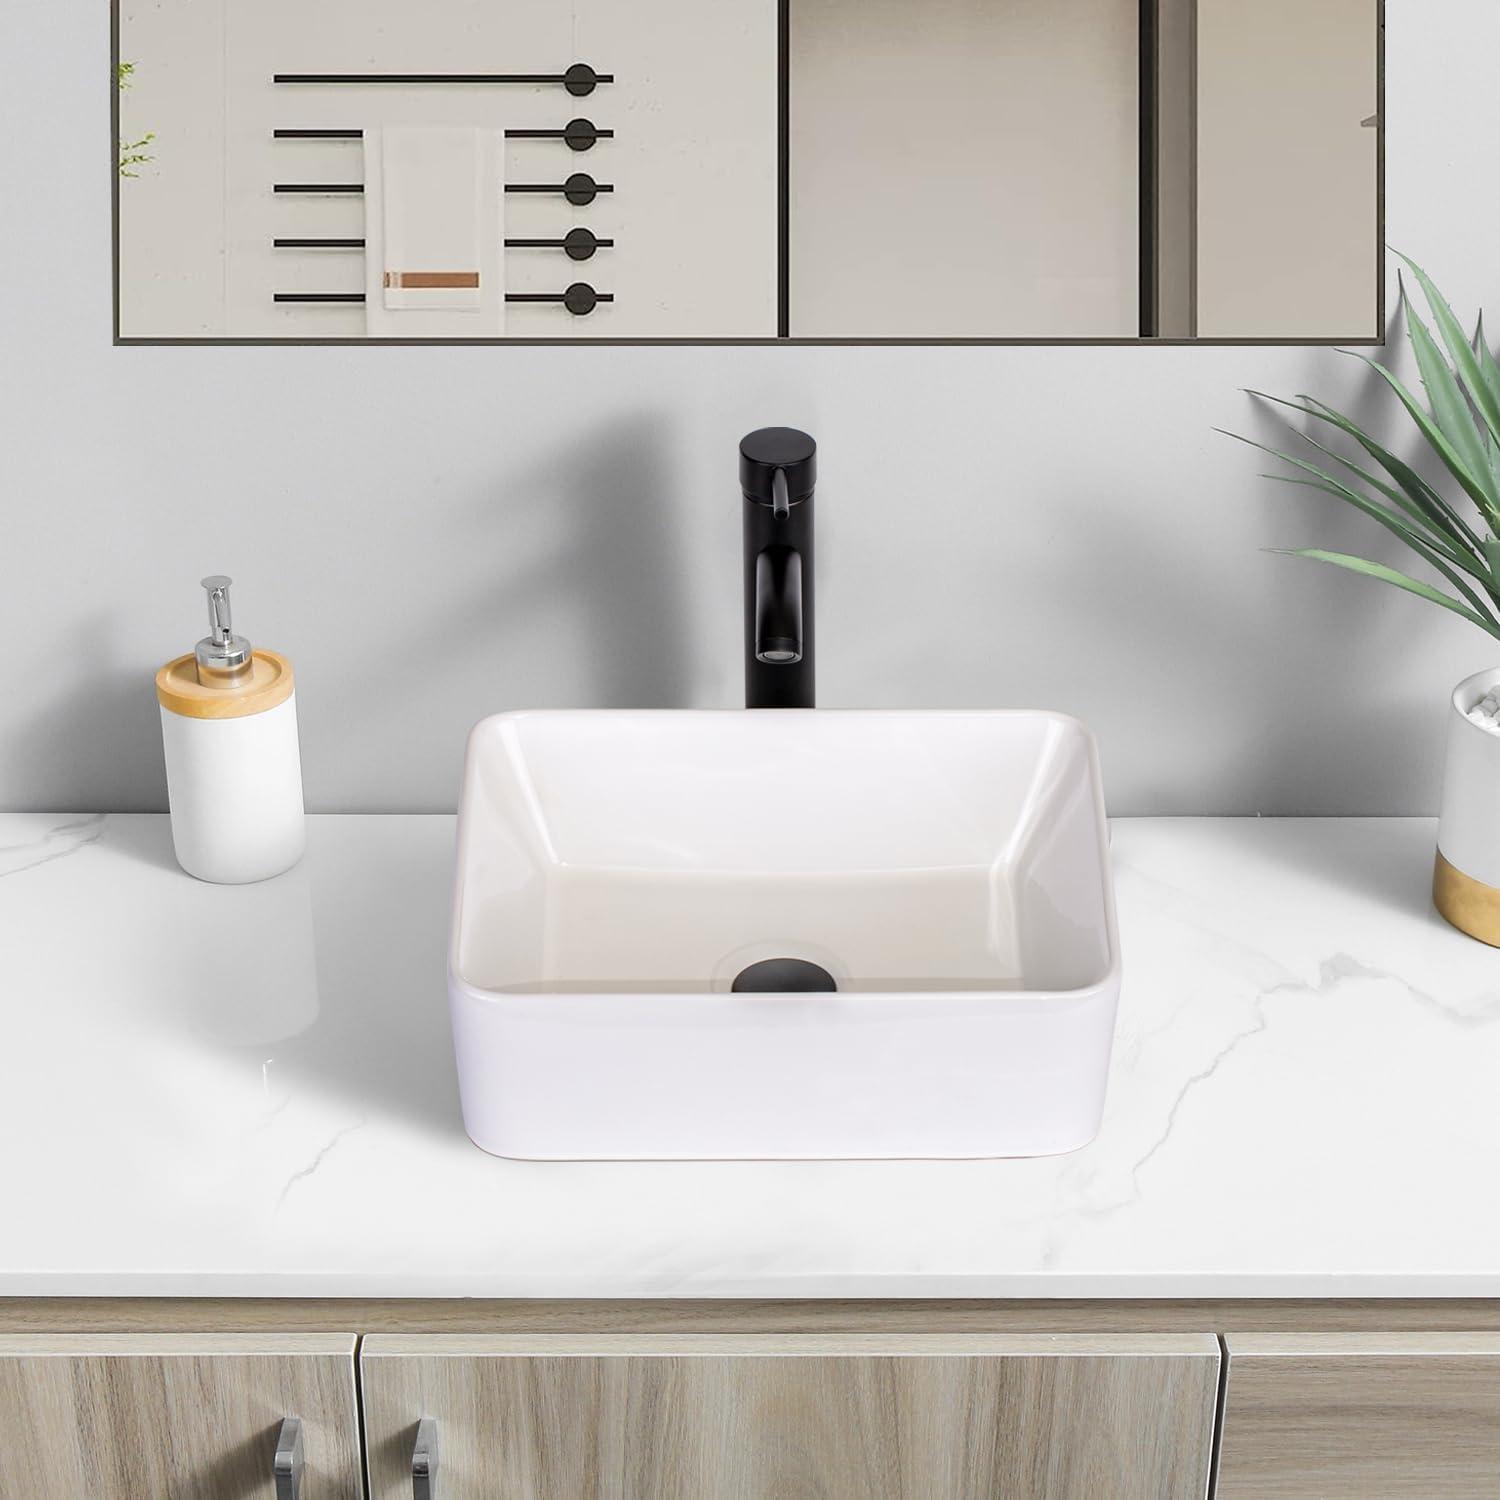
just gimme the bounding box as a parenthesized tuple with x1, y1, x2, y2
(448, 710, 1119, 1160)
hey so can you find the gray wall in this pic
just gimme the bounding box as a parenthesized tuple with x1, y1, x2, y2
(1, 0, 1493, 816)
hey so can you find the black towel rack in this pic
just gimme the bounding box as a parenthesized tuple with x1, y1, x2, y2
(509, 228, 614, 261)
(274, 119, 612, 151)
(508, 285, 612, 314)
(273, 62, 611, 96)
(273, 282, 613, 315)
(274, 171, 612, 204)
(274, 227, 614, 261)
(273, 237, 367, 249)
(507, 173, 612, 205)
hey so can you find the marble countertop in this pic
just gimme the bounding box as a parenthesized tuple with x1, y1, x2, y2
(2, 812, 1497, 1300)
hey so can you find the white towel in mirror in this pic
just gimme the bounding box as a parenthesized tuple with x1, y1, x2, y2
(363, 127, 505, 335)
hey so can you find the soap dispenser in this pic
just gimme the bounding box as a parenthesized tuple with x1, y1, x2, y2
(155, 576, 305, 883)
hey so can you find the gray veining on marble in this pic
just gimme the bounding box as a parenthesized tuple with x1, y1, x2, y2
(0, 812, 1497, 1299)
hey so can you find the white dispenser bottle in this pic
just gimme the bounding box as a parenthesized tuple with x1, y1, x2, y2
(156, 576, 305, 883)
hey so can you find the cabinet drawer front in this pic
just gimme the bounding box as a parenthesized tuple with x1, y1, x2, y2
(1219, 1333, 1500, 1498)
(0, 1333, 361, 1500)
(362, 1333, 1219, 1500)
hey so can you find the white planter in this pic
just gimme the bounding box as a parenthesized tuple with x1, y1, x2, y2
(1434, 666, 1500, 945)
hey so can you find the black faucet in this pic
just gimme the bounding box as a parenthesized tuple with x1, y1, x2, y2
(740, 427, 817, 709)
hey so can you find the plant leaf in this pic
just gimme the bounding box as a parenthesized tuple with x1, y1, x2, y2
(1262, 474, 1500, 620)
(1226, 428, 1487, 578)
(1397, 253, 1500, 445)
(1300, 394, 1486, 549)
(1401, 296, 1500, 513)
(1473, 313, 1500, 420)
(1249, 389, 1486, 553)
(1233, 396, 1500, 616)
(1294, 427, 1486, 565)
(1271, 548, 1500, 640)
(1343, 351, 1500, 530)
(1305, 402, 1488, 555)
(1246, 442, 1500, 617)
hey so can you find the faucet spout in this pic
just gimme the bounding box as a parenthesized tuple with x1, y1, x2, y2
(755, 546, 803, 664)
(740, 428, 817, 709)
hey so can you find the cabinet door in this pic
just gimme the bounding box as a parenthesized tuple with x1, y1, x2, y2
(0, 1333, 361, 1499)
(1218, 1333, 1500, 1498)
(361, 1332, 1220, 1499)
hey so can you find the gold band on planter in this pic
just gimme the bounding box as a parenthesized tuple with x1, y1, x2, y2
(1433, 850, 1500, 947)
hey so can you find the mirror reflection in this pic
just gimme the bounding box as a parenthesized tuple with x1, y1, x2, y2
(114, 0, 1381, 342)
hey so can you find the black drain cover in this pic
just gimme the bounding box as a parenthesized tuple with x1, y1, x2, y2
(731, 958, 838, 993)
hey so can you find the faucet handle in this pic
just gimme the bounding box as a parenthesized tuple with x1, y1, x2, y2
(771, 468, 790, 519)
(741, 428, 817, 507)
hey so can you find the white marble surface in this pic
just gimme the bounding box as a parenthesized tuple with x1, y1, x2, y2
(2, 813, 1498, 1299)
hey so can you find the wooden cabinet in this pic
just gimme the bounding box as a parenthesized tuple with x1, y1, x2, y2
(360, 1332, 1221, 1499)
(14, 1315, 1500, 1497)
(0, 1333, 361, 1499)
(1217, 1333, 1500, 1498)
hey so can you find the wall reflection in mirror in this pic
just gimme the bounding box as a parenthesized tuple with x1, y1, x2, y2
(114, 0, 1380, 342)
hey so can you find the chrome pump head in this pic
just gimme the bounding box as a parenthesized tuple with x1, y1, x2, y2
(195, 574, 253, 683)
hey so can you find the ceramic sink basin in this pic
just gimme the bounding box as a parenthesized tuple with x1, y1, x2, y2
(448, 710, 1119, 1160)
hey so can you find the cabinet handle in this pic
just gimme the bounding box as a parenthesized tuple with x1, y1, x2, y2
(413, 1416, 440, 1500)
(273, 1417, 305, 1500)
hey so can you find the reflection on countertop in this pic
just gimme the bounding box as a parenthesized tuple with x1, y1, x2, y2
(0, 812, 1497, 1299)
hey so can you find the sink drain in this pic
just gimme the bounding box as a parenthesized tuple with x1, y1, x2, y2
(730, 957, 838, 993)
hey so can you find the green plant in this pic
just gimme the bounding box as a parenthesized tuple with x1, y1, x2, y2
(1231, 255, 1500, 645)
(119, 132, 155, 177)
(116, 59, 154, 177)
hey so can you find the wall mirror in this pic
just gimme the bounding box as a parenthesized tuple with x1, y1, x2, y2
(113, 0, 1382, 344)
